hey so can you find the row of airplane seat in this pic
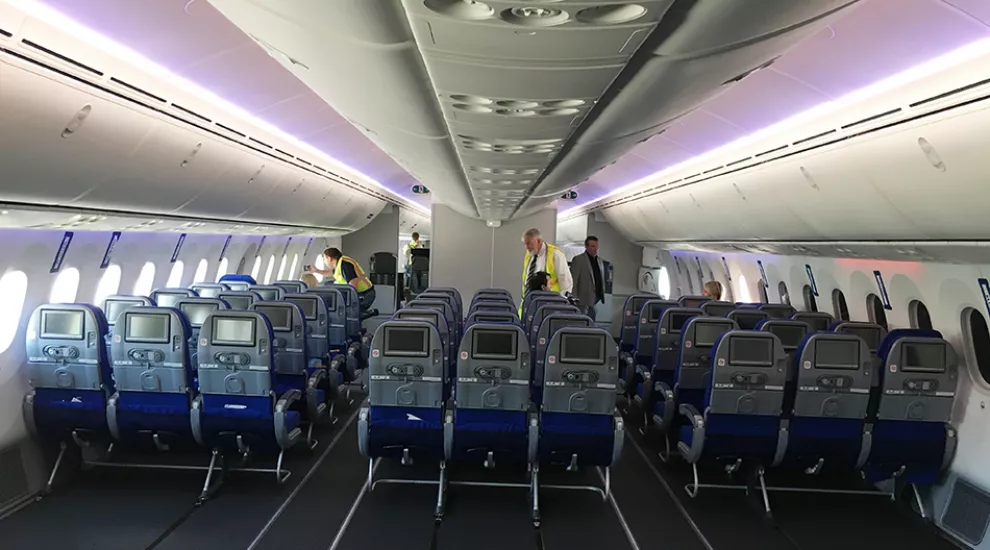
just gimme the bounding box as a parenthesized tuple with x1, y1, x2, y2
(360, 287, 623, 473)
(24, 276, 371, 481)
(618, 293, 957, 488)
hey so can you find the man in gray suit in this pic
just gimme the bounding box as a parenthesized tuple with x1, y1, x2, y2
(570, 236, 605, 321)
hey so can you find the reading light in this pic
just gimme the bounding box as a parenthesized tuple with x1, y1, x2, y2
(13, 0, 430, 215)
(562, 37, 990, 216)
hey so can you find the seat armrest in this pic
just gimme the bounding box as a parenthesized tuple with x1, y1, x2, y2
(527, 412, 539, 464)
(677, 403, 705, 464)
(357, 406, 370, 457)
(611, 413, 625, 466)
(274, 390, 303, 449)
(106, 392, 121, 442)
(190, 395, 204, 446)
(651, 381, 676, 432)
(855, 422, 874, 470)
(443, 409, 455, 461)
(275, 389, 303, 412)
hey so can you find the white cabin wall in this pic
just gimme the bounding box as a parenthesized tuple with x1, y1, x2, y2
(643, 245, 990, 522)
(430, 204, 556, 305)
(0, 228, 330, 451)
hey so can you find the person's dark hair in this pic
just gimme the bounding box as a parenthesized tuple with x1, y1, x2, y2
(323, 247, 342, 261)
(527, 271, 550, 292)
(412, 232, 420, 240)
(584, 236, 598, 246)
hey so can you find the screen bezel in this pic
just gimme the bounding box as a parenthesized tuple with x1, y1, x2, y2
(105, 300, 144, 326)
(222, 295, 253, 310)
(693, 322, 728, 347)
(471, 329, 518, 360)
(813, 339, 861, 370)
(286, 297, 318, 320)
(179, 303, 219, 328)
(728, 337, 774, 367)
(901, 342, 946, 373)
(210, 317, 257, 347)
(767, 324, 808, 350)
(842, 326, 881, 351)
(559, 333, 606, 365)
(154, 292, 187, 308)
(123, 312, 171, 344)
(669, 312, 694, 333)
(40, 309, 86, 340)
(255, 305, 293, 332)
(383, 326, 430, 357)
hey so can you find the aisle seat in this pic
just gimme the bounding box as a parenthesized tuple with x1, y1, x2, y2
(619, 294, 656, 355)
(175, 298, 229, 370)
(358, 320, 446, 463)
(193, 311, 301, 454)
(757, 319, 809, 417)
(679, 331, 787, 467)
(639, 307, 701, 418)
(532, 313, 592, 405)
(448, 324, 534, 467)
(539, 327, 623, 468)
(627, 299, 677, 395)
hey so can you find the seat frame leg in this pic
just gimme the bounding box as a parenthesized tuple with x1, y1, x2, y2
(196, 448, 223, 506)
(658, 435, 671, 463)
(530, 463, 540, 527)
(912, 483, 927, 519)
(435, 461, 448, 520)
(604, 467, 611, 500)
(757, 467, 772, 517)
(38, 441, 68, 501)
(685, 462, 700, 498)
(367, 457, 375, 491)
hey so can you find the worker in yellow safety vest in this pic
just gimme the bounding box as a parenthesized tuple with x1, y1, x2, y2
(520, 228, 572, 316)
(307, 247, 377, 319)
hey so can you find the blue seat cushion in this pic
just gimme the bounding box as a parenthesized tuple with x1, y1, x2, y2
(539, 412, 614, 466)
(368, 406, 444, 461)
(865, 420, 947, 484)
(683, 414, 779, 464)
(115, 391, 196, 448)
(32, 388, 108, 440)
(453, 408, 529, 464)
(784, 417, 864, 469)
(200, 394, 299, 453)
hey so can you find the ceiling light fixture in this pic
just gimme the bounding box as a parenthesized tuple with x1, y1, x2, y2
(562, 37, 990, 216)
(12, 0, 430, 215)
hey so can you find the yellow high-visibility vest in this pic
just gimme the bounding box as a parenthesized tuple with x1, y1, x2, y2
(334, 255, 373, 293)
(520, 243, 561, 315)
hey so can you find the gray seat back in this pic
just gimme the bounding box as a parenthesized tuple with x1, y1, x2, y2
(761, 303, 796, 320)
(250, 285, 285, 302)
(759, 320, 809, 381)
(224, 281, 252, 291)
(425, 287, 463, 317)
(655, 307, 703, 372)
(678, 296, 710, 308)
(620, 294, 657, 350)
(27, 304, 110, 391)
(456, 324, 530, 411)
(793, 333, 871, 419)
(469, 302, 516, 316)
(315, 284, 360, 339)
(283, 293, 329, 360)
(524, 296, 569, 333)
(543, 327, 619, 415)
(728, 309, 771, 330)
(112, 307, 192, 393)
(878, 337, 957, 422)
(407, 299, 457, 339)
(529, 305, 581, 349)
(197, 311, 274, 397)
(190, 283, 229, 299)
(535, 314, 591, 388)
(368, 320, 444, 408)
(677, 317, 739, 390)
(394, 307, 449, 363)
(103, 295, 154, 330)
(708, 331, 786, 416)
(833, 322, 887, 388)
(700, 301, 735, 317)
(467, 311, 518, 326)
(635, 300, 677, 358)
(217, 291, 263, 311)
(151, 288, 198, 308)
(417, 292, 461, 322)
(252, 301, 306, 376)
(791, 312, 835, 333)
(274, 280, 306, 294)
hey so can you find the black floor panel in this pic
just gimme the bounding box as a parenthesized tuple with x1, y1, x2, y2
(436, 485, 539, 550)
(334, 483, 439, 550)
(538, 489, 631, 550)
(0, 467, 203, 550)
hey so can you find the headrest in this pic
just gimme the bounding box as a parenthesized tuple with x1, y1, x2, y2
(878, 328, 944, 360)
(219, 274, 257, 285)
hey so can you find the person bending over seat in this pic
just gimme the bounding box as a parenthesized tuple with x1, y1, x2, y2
(308, 248, 379, 320)
(527, 271, 551, 293)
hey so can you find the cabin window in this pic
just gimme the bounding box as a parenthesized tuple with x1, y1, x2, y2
(802, 285, 818, 312)
(866, 294, 888, 329)
(93, 265, 121, 307)
(250, 256, 262, 280)
(737, 275, 752, 303)
(193, 259, 209, 284)
(50, 267, 80, 303)
(757, 282, 768, 304)
(277, 254, 288, 281)
(0, 270, 28, 354)
(134, 262, 156, 296)
(167, 261, 184, 288)
(910, 300, 933, 331)
(965, 309, 990, 386)
(778, 281, 791, 306)
(235, 256, 246, 275)
(215, 258, 229, 282)
(290, 254, 300, 280)
(832, 289, 850, 321)
(313, 254, 327, 283)
(263, 255, 276, 285)
(657, 267, 671, 300)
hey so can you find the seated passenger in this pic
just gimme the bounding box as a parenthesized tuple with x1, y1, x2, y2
(703, 280, 724, 300)
(301, 273, 319, 288)
(527, 271, 551, 293)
